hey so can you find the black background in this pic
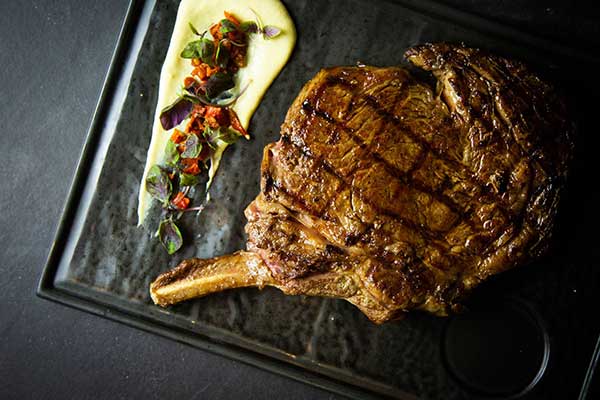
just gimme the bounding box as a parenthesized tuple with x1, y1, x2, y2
(1, 1, 598, 399)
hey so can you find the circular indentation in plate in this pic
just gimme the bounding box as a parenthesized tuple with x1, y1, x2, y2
(442, 298, 550, 398)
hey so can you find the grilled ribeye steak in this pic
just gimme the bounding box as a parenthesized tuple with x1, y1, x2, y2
(151, 43, 574, 323)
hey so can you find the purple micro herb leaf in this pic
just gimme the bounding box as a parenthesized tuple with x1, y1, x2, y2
(203, 71, 235, 99)
(158, 218, 183, 255)
(160, 97, 193, 130)
(262, 25, 281, 39)
(145, 165, 172, 205)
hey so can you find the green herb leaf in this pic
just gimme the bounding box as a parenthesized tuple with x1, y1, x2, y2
(180, 38, 215, 66)
(180, 39, 202, 58)
(164, 139, 180, 166)
(145, 165, 172, 205)
(199, 38, 215, 65)
(219, 19, 237, 35)
(189, 22, 201, 36)
(181, 133, 201, 158)
(203, 126, 218, 149)
(239, 21, 258, 33)
(179, 173, 201, 187)
(204, 126, 221, 149)
(215, 40, 230, 68)
(204, 126, 239, 149)
(158, 218, 183, 255)
(204, 71, 234, 98)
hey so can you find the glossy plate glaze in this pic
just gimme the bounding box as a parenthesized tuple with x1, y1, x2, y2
(38, 0, 600, 399)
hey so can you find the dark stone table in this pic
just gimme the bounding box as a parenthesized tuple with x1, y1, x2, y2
(1, 1, 598, 399)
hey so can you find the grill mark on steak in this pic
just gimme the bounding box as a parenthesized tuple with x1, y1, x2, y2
(362, 94, 516, 216)
(286, 81, 513, 265)
(359, 93, 524, 249)
(295, 100, 510, 261)
(265, 173, 320, 216)
(278, 137, 462, 268)
(330, 76, 523, 216)
(269, 137, 449, 252)
(301, 99, 476, 229)
(320, 77, 521, 220)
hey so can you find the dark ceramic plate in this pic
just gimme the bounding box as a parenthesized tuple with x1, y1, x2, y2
(38, 0, 600, 399)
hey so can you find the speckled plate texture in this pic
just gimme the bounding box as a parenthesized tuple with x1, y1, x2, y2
(42, 1, 600, 399)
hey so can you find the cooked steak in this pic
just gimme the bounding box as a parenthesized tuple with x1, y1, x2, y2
(150, 43, 574, 323)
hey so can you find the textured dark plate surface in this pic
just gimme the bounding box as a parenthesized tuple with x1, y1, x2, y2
(38, 0, 600, 399)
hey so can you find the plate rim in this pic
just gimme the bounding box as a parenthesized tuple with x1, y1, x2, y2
(37, 1, 600, 399)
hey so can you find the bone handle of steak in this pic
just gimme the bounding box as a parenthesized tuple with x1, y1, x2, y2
(149, 250, 398, 324)
(150, 251, 275, 307)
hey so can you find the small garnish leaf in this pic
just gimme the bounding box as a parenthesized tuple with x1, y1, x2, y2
(181, 133, 202, 158)
(205, 126, 224, 149)
(204, 72, 235, 99)
(239, 21, 258, 33)
(180, 39, 202, 58)
(183, 87, 242, 108)
(203, 126, 219, 149)
(145, 165, 172, 205)
(215, 40, 230, 68)
(243, 10, 281, 40)
(184, 80, 249, 109)
(180, 38, 215, 66)
(179, 173, 201, 187)
(204, 126, 239, 149)
(158, 218, 183, 255)
(182, 90, 215, 107)
(164, 139, 180, 166)
(199, 38, 215, 65)
(160, 97, 193, 130)
(189, 22, 201, 36)
(219, 19, 238, 34)
(262, 25, 281, 39)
